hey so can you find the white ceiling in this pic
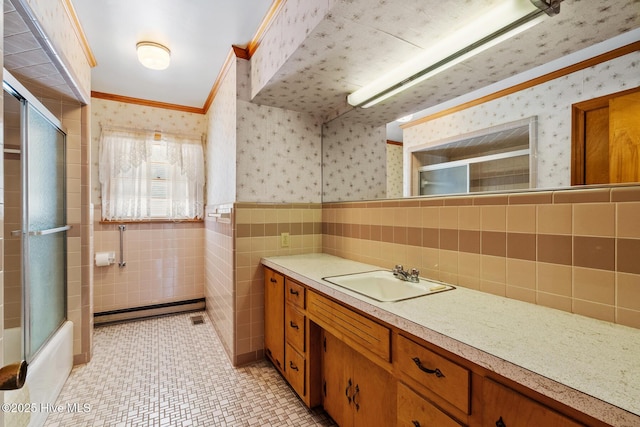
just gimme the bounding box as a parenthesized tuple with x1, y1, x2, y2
(251, 0, 639, 127)
(71, 0, 273, 108)
(36, 0, 640, 123)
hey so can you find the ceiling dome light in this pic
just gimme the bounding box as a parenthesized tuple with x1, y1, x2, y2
(136, 42, 171, 70)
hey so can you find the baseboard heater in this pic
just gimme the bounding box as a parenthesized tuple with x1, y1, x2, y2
(94, 298, 206, 325)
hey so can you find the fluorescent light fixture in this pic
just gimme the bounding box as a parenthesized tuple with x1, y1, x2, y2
(136, 41, 171, 70)
(396, 114, 414, 123)
(347, 0, 561, 108)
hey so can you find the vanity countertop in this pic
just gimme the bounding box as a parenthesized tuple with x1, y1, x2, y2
(262, 253, 640, 426)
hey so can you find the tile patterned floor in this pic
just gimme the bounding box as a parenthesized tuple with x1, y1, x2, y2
(44, 313, 337, 427)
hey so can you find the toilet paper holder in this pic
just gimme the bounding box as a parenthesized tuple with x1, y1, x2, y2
(95, 251, 116, 267)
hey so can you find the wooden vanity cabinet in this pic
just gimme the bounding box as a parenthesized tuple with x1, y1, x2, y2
(264, 268, 322, 408)
(283, 278, 307, 399)
(397, 382, 464, 427)
(323, 330, 396, 427)
(264, 268, 285, 372)
(482, 378, 584, 427)
(396, 334, 470, 417)
(264, 266, 607, 426)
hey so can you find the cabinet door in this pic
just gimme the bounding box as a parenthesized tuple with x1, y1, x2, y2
(482, 378, 583, 427)
(352, 348, 396, 427)
(323, 330, 395, 427)
(323, 331, 354, 427)
(264, 268, 285, 372)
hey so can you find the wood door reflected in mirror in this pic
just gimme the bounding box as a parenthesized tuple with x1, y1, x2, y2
(572, 87, 640, 186)
(610, 91, 640, 183)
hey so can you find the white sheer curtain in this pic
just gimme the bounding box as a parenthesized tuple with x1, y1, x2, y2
(99, 127, 205, 220)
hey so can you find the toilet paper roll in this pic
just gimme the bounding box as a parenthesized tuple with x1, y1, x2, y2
(95, 252, 112, 267)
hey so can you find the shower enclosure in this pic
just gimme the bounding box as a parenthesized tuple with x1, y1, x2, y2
(3, 74, 68, 365)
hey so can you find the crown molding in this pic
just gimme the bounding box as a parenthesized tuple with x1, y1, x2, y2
(232, 45, 250, 60)
(62, 0, 97, 67)
(202, 49, 240, 113)
(203, 0, 286, 113)
(246, 0, 285, 57)
(91, 91, 205, 114)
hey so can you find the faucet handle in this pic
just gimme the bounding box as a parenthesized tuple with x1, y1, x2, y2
(409, 268, 420, 281)
(393, 264, 404, 273)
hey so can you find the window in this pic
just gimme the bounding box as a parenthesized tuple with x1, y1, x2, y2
(99, 127, 204, 221)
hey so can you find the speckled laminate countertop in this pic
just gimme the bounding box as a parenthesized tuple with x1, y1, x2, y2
(262, 253, 640, 427)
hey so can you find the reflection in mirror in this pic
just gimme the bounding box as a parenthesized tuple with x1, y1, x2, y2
(410, 117, 537, 196)
(572, 87, 640, 186)
(321, 30, 639, 203)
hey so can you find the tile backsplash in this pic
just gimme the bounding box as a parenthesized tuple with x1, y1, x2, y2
(206, 202, 322, 365)
(322, 186, 640, 329)
(94, 185, 640, 368)
(93, 207, 205, 313)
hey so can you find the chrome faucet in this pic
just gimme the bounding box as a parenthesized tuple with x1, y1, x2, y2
(393, 265, 420, 283)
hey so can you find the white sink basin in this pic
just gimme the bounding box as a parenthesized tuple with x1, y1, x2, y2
(323, 270, 454, 302)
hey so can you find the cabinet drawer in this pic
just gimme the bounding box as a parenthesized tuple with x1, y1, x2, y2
(285, 304, 306, 353)
(397, 335, 470, 414)
(286, 278, 306, 309)
(482, 378, 583, 427)
(286, 343, 306, 398)
(397, 382, 464, 427)
(308, 291, 390, 362)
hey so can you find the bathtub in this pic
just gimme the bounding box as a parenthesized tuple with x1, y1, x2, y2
(3, 321, 73, 427)
(3, 327, 21, 364)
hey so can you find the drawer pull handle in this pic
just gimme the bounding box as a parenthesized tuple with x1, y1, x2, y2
(345, 378, 353, 403)
(289, 361, 299, 371)
(289, 321, 299, 330)
(496, 416, 506, 427)
(289, 288, 299, 296)
(353, 384, 360, 411)
(270, 277, 277, 283)
(412, 357, 445, 378)
(412, 421, 421, 427)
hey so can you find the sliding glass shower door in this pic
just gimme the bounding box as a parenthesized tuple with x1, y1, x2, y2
(3, 77, 67, 363)
(24, 103, 67, 361)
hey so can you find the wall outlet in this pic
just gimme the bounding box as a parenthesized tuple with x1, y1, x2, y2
(280, 232, 290, 247)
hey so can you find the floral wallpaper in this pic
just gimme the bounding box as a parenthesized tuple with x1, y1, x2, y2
(90, 98, 207, 205)
(250, 0, 333, 100)
(24, 0, 91, 99)
(322, 117, 387, 201)
(386, 143, 403, 198)
(236, 100, 322, 203)
(404, 52, 640, 189)
(204, 56, 323, 204)
(206, 59, 239, 205)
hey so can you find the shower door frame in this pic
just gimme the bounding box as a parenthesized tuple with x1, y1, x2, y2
(3, 70, 69, 363)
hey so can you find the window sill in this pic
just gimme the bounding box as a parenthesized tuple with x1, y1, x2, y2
(99, 218, 204, 224)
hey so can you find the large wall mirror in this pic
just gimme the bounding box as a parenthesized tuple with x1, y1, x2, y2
(319, 2, 639, 203)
